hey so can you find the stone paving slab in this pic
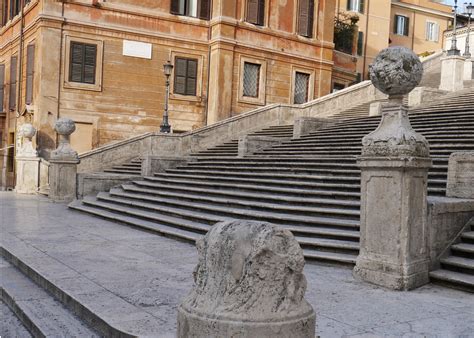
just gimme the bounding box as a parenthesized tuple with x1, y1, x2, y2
(1, 192, 474, 337)
(0, 301, 32, 338)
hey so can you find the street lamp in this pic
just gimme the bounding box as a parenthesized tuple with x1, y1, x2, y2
(464, 2, 474, 57)
(160, 60, 174, 133)
(448, 0, 461, 56)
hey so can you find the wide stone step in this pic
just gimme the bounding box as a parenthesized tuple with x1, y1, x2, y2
(173, 166, 362, 176)
(296, 236, 359, 253)
(302, 250, 357, 265)
(462, 231, 474, 243)
(0, 257, 98, 337)
(451, 243, 474, 258)
(429, 269, 474, 292)
(440, 256, 474, 275)
(102, 189, 360, 229)
(119, 184, 360, 219)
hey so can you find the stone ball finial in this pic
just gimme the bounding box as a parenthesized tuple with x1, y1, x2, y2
(369, 46, 423, 97)
(178, 220, 315, 337)
(18, 123, 36, 140)
(54, 118, 76, 136)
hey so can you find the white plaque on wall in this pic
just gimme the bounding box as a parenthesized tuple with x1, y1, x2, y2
(122, 40, 152, 59)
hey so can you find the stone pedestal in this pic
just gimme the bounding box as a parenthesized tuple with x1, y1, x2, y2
(446, 152, 474, 199)
(238, 135, 281, 157)
(15, 157, 41, 194)
(439, 55, 466, 92)
(292, 117, 334, 138)
(178, 220, 315, 337)
(369, 101, 383, 116)
(464, 58, 473, 81)
(49, 118, 80, 202)
(408, 87, 447, 107)
(49, 158, 80, 202)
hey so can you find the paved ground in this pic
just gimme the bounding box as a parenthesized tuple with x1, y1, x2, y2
(1, 192, 473, 337)
(0, 301, 32, 338)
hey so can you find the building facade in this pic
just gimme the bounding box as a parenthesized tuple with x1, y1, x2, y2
(0, 0, 339, 189)
(336, 0, 453, 80)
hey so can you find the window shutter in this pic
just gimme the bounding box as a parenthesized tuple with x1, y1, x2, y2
(347, 0, 351, 11)
(9, 56, 17, 111)
(83, 44, 97, 84)
(307, 0, 314, 38)
(186, 59, 197, 96)
(257, 0, 265, 26)
(394, 16, 398, 34)
(170, 0, 181, 14)
(26, 44, 35, 105)
(247, 0, 259, 24)
(434, 23, 439, 42)
(70, 42, 84, 83)
(174, 58, 187, 95)
(359, 0, 365, 13)
(404, 17, 409, 36)
(357, 31, 364, 56)
(0, 65, 5, 112)
(298, 0, 309, 36)
(199, 0, 211, 20)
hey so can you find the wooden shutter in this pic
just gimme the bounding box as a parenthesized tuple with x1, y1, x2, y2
(247, 0, 259, 24)
(170, 0, 181, 14)
(359, 0, 365, 13)
(0, 65, 4, 112)
(70, 42, 84, 82)
(404, 17, 409, 36)
(257, 0, 265, 26)
(394, 15, 399, 34)
(199, 0, 211, 20)
(26, 44, 35, 105)
(186, 59, 197, 96)
(174, 58, 187, 95)
(298, 0, 313, 37)
(83, 44, 97, 84)
(9, 56, 17, 111)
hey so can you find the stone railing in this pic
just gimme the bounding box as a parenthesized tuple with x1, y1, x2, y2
(77, 81, 386, 174)
(419, 50, 444, 73)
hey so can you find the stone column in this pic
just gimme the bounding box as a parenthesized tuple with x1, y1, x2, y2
(439, 55, 466, 92)
(354, 47, 432, 290)
(15, 124, 41, 194)
(49, 118, 80, 202)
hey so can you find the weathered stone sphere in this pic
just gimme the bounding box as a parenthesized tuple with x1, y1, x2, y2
(54, 118, 76, 136)
(18, 123, 36, 139)
(369, 46, 423, 97)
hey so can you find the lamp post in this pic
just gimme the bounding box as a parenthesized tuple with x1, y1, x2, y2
(464, 2, 473, 57)
(448, 0, 461, 56)
(160, 60, 174, 133)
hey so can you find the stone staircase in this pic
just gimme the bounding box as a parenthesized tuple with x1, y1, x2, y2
(430, 218, 474, 292)
(70, 89, 474, 271)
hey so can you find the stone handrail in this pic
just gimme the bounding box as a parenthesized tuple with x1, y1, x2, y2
(419, 50, 444, 73)
(77, 80, 387, 173)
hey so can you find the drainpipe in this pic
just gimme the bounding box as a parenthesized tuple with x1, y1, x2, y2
(17, 0, 25, 113)
(205, 12, 211, 126)
(54, 0, 66, 154)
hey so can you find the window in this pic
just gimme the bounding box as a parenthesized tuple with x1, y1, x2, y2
(26, 44, 35, 105)
(174, 57, 198, 96)
(9, 56, 17, 112)
(170, 0, 211, 20)
(357, 31, 364, 56)
(0, 65, 4, 112)
(293, 72, 310, 104)
(394, 15, 409, 36)
(243, 62, 261, 98)
(347, 0, 364, 14)
(246, 0, 265, 26)
(426, 21, 439, 42)
(332, 83, 345, 93)
(9, 0, 20, 20)
(69, 42, 97, 84)
(297, 0, 314, 38)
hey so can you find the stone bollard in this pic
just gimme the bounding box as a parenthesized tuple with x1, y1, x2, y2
(49, 118, 80, 202)
(15, 124, 41, 194)
(354, 47, 432, 291)
(178, 220, 315, 338)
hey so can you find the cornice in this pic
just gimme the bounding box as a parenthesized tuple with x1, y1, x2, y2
(391, 2, 453, 20)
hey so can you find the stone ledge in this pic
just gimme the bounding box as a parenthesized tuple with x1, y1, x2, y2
(76, 173, 139, 199)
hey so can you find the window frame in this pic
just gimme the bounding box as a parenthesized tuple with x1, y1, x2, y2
(238, 56, 266, 106)
(63, 36, 103, 92)
(170, 0, 211, 20)
(290, 66, 314, 105)
(394, 14, 409, 36)
(347, 0, 364, 14)
(425, 21, 439, 42)
(246, 0, 266, 26)
(297, 0, 315, 38)
(170, 51, 204, 102)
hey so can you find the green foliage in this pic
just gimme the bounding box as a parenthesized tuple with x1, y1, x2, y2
(334, 12, 360, 55)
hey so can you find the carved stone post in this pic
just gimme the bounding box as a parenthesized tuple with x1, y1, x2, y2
(178, 220, 315, 337)
(49, 118, 80, 202)
(354, 47, 433, 290)
(15, 124, 41, 194)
